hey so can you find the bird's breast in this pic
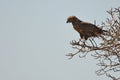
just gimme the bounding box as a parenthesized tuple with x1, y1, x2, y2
(73, 25, 83, 33)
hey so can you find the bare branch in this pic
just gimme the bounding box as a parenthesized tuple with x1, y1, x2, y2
(67, 7, 120, 80)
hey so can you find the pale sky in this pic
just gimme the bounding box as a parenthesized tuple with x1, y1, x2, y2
(0, 0, 120, 80)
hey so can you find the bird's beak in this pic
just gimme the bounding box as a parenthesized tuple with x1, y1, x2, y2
(66, 20, 69, 23)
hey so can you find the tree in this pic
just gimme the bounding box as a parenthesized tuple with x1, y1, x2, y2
(66, 7, 120, 80)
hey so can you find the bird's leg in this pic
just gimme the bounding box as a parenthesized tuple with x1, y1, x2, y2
(77, 38, 86, 53)
(80, 38, 86, 47)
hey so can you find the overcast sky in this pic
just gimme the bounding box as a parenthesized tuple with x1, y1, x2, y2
(0, 0, 120, 80)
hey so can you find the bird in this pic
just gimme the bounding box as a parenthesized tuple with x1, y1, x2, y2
(66, 16, 107, 40)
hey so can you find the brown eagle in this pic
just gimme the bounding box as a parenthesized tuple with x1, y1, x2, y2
(66, 16, 106, 40)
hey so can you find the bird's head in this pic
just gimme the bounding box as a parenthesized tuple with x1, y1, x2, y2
(66, 16, 77, 23)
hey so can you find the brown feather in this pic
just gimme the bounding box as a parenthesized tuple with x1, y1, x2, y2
(67, 16, 104, 40)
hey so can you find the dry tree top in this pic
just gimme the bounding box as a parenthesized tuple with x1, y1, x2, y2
(66, 7, 120, 80)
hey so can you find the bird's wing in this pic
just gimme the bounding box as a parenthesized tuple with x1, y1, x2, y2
(79, 22, 100, 36)
(80, 22, 96, 28)
(78, 22, 95, 31)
